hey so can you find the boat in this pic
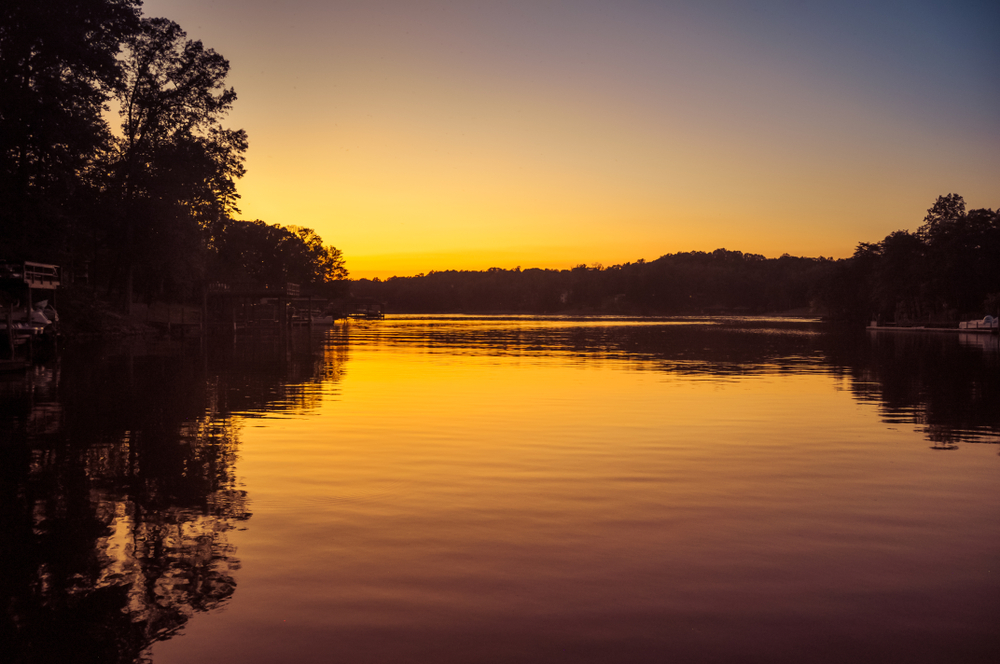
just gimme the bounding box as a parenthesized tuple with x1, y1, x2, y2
(958, 315, 998, 333)
(1, 261, 61, 360)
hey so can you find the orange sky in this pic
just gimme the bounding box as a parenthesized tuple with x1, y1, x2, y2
(143, 1, 999, 279)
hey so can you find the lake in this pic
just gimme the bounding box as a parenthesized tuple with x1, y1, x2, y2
(2, 316, 998, 663)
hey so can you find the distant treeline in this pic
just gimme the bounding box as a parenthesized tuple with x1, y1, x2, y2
(353, 194, 999, 321)
(1, 0, 346, 306)
(353, 251, 831, 315)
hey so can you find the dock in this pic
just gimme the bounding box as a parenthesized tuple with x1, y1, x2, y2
(867, 315, 998, 334)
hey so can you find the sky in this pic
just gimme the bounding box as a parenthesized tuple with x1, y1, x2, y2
(141, 0, 999, 279)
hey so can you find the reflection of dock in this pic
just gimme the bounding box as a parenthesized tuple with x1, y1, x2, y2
(203, 287, 386, 332)
(148, 285, 387, 335)
(341, 297, 385, 320)
(959, 332, 1000, 352)
(206, 281, 301, 332)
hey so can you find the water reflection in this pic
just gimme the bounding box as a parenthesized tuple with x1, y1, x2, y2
(352, 316, 1000, 446)
(2, 318, 998, 663)
(349, 315, 834, 376)
(0, 330, 345, 663)
(849, 330, 1000, 447)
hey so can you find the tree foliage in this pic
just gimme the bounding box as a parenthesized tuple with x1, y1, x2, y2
(0, 0, 141, 259)
(103, 17, 250, 303)
(918, 192, 966, 243)
(287, 226, 349, 282)
(113, 17, 246, 225)
(207, 219, 348, 293)
(821, 195, 1000, 322)
(1, 2, 346, 306)
(352, 250, 834, 315)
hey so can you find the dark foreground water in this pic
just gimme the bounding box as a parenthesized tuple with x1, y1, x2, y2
(2, 316, 998, 663)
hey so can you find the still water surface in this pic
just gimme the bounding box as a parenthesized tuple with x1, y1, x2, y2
(3, 316, 998, 663)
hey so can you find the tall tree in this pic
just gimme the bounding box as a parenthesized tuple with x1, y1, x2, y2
(110, 16, 247, 304)
(287, 226, 349, 284)
(207, 219, 348, 292)
(0, 0, 141, 260)
(917, 193, 966, 243)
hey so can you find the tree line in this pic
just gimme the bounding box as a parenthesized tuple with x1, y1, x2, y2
(352, 251, 834, 315)
(822, 194, 1000, 323)
(353, 194, 999, 321)
(0, 0, 347, 308)
(4, 3, 993, 321)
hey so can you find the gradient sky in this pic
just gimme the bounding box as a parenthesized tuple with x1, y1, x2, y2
(142, 0, 999, 279)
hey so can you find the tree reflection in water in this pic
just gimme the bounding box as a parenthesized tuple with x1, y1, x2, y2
(0, 330, 343, 663)
(835, 329, 1000, 448)
(2, 318, 997, 662)
(350, 316, 1000, 447)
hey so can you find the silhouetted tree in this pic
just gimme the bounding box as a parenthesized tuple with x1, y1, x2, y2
(108, 16, 247, 306)
(816, 194, 1000, 322)
(917, 193, 966, 243)
(0, 0, 141, 262)
(287, 226, 349, 284)
(207, 219, 348, 293)
(872, 230, 925, 321)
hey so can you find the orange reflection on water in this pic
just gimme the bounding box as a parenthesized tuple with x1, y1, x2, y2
(154, 328, 1000, 663)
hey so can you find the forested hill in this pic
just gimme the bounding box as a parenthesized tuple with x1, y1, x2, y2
(351, 251, 832, 315)
(352, 195, 1000, 321)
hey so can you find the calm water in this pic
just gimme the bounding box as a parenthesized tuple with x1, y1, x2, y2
(2, 316, 998, 663)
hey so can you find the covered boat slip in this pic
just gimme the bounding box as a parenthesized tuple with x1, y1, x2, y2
(206, 284, 385, 333)
(1, 261, 61, 362)
(1, 260, 60, 303)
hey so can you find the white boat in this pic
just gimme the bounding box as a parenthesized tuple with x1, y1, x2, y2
(958, 315, 998, 332)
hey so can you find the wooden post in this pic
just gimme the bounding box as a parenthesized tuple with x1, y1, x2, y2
(5, 307, 14, 359)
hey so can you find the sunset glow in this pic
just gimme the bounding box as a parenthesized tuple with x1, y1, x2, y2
(143, 0, 999, 278)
